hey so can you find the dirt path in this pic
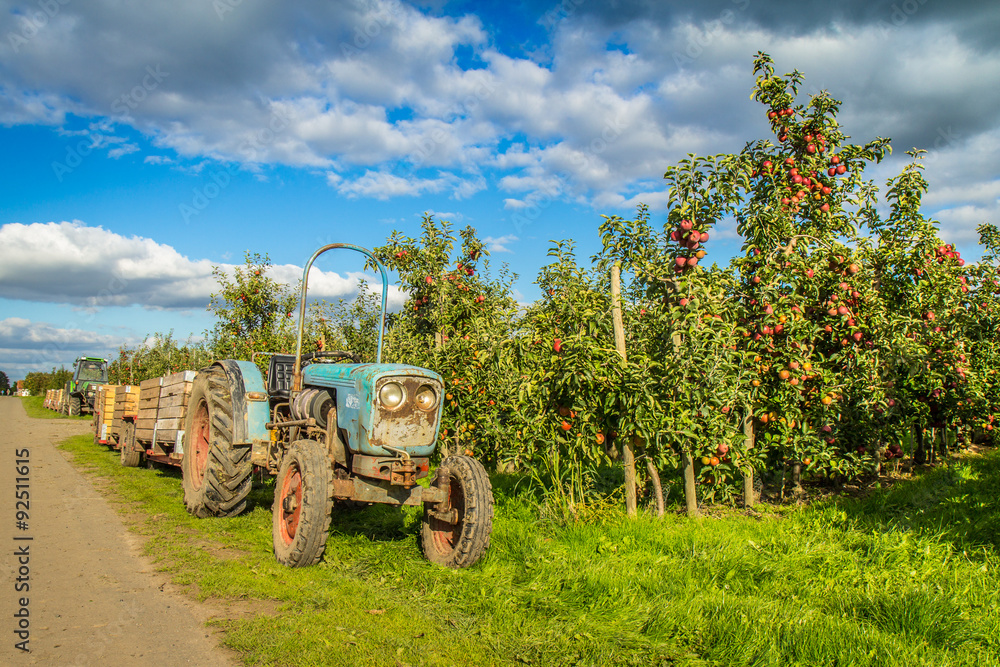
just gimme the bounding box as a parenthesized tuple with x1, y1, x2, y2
(0, 397, 240, 666)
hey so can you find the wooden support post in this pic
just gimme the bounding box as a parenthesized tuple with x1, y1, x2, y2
(665, 279, 697, 517)
(743, 414, 756, 507)
(611, 262, 637, 516)
(682, 453, 698, 517)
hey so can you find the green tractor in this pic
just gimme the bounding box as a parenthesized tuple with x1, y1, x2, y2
(62, 356, 109, 415)
(180, 244, 494, 568)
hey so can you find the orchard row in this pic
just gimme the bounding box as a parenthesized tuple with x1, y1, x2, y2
(103, 54, 998, 513)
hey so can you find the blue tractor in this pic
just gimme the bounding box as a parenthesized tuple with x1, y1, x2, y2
(180, 244, 493, 568)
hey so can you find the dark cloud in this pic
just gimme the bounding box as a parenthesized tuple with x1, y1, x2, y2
(527, 0, 1000, 49)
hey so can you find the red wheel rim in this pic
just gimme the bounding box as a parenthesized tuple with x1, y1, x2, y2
(278, 463, 303, 546)
(191, 402, 210, 489)
(431, 476, 464, 553)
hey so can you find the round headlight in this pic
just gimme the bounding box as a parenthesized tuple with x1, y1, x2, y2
(414, 385, 437, 411)
(379, 382, 404, 409)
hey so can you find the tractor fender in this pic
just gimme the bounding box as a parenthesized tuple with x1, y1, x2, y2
(210, 360, 271, 446)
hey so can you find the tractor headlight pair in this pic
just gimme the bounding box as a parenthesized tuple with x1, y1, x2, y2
(378, 382, 438, 411)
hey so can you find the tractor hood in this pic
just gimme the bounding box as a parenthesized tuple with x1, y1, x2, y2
(302, 363, 444, 457)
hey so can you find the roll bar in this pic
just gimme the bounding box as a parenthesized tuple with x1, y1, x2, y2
(292, 244, 388, 392)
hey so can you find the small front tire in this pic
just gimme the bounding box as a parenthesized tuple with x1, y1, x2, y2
(272, 439, 333, 568)
(421, 455, 493, 568)
(69, 395, 81, 416)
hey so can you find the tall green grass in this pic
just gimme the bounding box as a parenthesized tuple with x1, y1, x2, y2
(58, 434, 1000, 666)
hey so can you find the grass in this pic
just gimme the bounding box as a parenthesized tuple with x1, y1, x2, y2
(54, 432, 1000, 667)
(20, 395, 93, 420)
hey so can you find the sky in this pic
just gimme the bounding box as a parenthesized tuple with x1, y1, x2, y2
(1, 0, 998, 380)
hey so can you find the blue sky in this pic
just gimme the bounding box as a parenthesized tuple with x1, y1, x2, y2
(1, 0, 998, 380)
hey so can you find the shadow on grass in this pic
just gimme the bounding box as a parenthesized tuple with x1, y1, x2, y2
(831, 445, 1000, 553)
(322, 470, 539, 544)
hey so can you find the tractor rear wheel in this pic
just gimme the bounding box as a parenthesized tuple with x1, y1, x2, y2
(272, 439, 333, 567)
(120, 421, 141, 467)
(181, 367, 253, 518)
(420, 455, 493, 568)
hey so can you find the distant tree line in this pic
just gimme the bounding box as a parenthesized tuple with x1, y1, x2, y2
(21, 367, 72, 395)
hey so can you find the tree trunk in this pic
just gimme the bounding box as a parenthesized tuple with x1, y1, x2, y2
(791, 461, 804, 498)
(646, 458, 664, 517)
(913, 424, 926, 465)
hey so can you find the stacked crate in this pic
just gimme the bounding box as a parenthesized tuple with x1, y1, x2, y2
(95, 385, 119, 443)
(44, 390, 52, 409)
(155, 371, 197, 457)
(136, 371, 196, 460)
(54, 389, 64, 412)
(112, 385, 140, 443)
(135, 377, 162, 444)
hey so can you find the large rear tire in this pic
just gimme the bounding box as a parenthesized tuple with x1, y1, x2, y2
(120, 421, 141, 467)
(272, 439, 333, 567)
(181, 367, 252, 518)
(421, 455, 493, 568)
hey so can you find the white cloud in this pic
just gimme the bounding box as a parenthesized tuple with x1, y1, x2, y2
(483, 234, 518, 253)
(334, 170, 449, 199)
(0, 0, 995, 231)
(333, 170, 484, 199)
(0, 317, 130, 376)
(0, 221, 404, 309)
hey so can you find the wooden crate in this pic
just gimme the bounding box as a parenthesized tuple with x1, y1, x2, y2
(153, 371, 196, 453)
(113, 385, 140, 416)
(133, 371, 196, 456)
(111, 385, 140, 437)
(95, 385, 119, 442)
(135, 377, 162, 439)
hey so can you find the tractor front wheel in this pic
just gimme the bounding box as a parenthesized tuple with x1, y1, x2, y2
(69, 395, 81, 416)
(421, 455, 493, 568)
(181, 367, 253, 518)
(272, 439, 333, 567)
(120, 421, 141, 467)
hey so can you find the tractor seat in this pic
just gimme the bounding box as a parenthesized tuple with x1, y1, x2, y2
(267, 354, 296, 400)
